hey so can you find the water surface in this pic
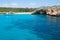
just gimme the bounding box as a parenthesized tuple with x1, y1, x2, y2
(0, 14, 60, 40)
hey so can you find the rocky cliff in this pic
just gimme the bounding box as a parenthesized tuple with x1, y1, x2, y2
(32, 6, 60, 16)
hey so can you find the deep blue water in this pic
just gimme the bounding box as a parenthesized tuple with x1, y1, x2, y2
(0, 14, 60, 40)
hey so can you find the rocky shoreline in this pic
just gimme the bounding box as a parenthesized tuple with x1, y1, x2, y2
(32, 7, 60, 16)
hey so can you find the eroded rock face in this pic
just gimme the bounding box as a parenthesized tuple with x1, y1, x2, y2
(32, 7, 60, 16)
(47, 8, 60, 16)
(32, 9, 47, 14)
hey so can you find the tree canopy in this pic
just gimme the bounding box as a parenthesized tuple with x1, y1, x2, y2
(0, 8, 36, 12)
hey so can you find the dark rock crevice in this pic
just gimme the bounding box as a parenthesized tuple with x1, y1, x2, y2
(32, 9, 47, 14)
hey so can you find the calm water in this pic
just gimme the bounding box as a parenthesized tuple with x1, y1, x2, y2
(0, 13, 60, 40)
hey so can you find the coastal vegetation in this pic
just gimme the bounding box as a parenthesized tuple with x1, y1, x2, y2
(0, 7, 36, 12)
(0, 5, 60, 12)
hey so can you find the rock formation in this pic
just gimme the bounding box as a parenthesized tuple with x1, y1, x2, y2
(32, 7, 60, 16)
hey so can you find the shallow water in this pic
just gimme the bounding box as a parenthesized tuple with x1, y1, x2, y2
(0, 14, 60, 40)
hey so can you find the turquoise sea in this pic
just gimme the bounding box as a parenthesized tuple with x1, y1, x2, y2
(0, 13, 60, 40)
